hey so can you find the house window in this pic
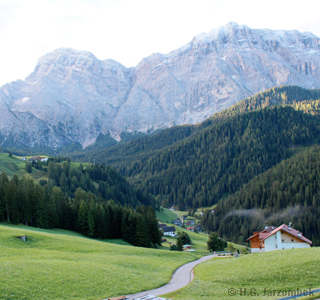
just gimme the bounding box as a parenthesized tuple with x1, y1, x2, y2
(291, 239, 294, 242)
(282, 239, 284, 242)
(276, 244, 278, 249)
(275, 235, 277, 239)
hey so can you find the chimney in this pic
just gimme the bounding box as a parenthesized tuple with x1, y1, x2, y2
(288, 222, 292, 230)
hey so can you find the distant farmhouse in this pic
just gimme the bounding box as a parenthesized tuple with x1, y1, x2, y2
(162, 226, 177, 237)
(173, 219, 182, 226)
(185, 219, 195, 225)
(28, 156, 48, 162)
(247, 223, 312, 253)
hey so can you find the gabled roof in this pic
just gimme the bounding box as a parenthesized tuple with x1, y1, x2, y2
(162, 226, 176, 232)
(261, 224, 312, 245)
(158, 223, 167, 229)
(246, 226, 276, 241)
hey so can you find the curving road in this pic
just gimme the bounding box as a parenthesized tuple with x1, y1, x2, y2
(126, 254, 217, 299)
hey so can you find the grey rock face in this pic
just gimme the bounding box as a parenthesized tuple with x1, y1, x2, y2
(1, 23, 320, 149)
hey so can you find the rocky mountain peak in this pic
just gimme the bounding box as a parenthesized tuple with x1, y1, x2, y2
(1, 23, 320, 150)
(25, 48, 100, 83)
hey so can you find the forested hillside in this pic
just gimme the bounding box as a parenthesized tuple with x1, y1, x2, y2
(125, 107, 320, 209)
(0, 160, 161, 247)
(67, 86, 320, 211)
(202, 146, 320, 246)
(43, 160, 157, 208)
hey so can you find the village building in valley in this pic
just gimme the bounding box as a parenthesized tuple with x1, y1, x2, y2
(160, 225, 177, 237)
(247, 223, 312, 253)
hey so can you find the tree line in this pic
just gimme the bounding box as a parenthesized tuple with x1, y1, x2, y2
(0, 164, 162, 248)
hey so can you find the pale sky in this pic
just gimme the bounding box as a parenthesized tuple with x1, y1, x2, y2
(0, 0, 320, 87)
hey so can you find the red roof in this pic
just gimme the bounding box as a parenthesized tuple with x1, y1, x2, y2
(246, 226, 276, 241)
(261, 224, 312, 245)
(186, 227, 195, 230)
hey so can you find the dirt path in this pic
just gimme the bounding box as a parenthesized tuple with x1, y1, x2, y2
(126, 254, 217, 299)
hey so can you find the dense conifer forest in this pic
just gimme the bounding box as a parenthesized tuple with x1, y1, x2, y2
(43, 160, 157, 209)
(0, 162, 161, 248)
(117, 106, 320, 209)
(202, 146, 320, 246)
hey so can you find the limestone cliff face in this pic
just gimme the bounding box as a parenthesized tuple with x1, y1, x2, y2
(1, 23, 320, 149)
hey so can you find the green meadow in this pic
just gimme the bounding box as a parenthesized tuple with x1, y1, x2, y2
(161, 225, 246, 254)
(195, 204, 217, 213)
(0, 153, 27, 178)
(156, 207, 178, 224)
(0, 153, 91, 182)
(0, 224, 197, 300)
(161, 229, 209, 254)
(163, 247, 320, 300)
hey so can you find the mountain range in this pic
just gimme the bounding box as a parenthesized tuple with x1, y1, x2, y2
(1, 22, 320, 149)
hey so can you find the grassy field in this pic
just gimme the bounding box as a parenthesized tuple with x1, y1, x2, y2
(0, 153, 27, 177)
(163, 247, 320, 300)
(195, 204, 217, 214)
(174, 210, 198, 221)
(0, 224, 197, 300)
(161, 226, 246, 254)
(161, 229, 209, 254)
(156, 207, 178, 223)
(0, 153, 91, 183)
(0, 153, 47, 181)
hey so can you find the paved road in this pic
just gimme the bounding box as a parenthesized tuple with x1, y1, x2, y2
(126, 254, 217, 299)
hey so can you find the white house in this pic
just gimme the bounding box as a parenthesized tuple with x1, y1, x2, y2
(262, 223, 312, 251)
(162, 226, 177, 237)
(246, 225, 277, 253)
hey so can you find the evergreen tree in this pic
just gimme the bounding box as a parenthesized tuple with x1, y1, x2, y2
(176, 236, 183, 251)
(207, 232, 226, 252)
(77, 200, 89, 235)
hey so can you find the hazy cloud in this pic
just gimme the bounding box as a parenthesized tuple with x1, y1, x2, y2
(224, 205, 304, 224)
